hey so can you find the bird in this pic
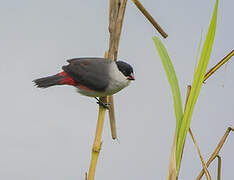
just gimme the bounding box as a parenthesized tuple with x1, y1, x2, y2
(33, 57, 135, 108)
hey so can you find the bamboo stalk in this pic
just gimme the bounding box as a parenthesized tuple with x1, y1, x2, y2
(196, 127, 234, 179)
(87, 52, 109, 180)
(203, 50, 234, 82)
(131, 0, 168, 38)
(108, 0, 128, 60)
(87, 97, 108, 180)
(87, 1, 128, 179)
(107, 0, 128, 139)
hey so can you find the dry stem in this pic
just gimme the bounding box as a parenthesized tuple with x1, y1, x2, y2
(204, 50, 234, 82)
(189, 128, 211, 180)
(131, 0, 168, 38)
(87, 1, 128, 179)
(108, 0, 128, 60)
(107, 0, 128, 139)
(108, 95, 117, 139)
(87, 52, 109, 180)
(185, 86, 211, 179)
(167, 131, 177, 180)
(183, 86, 211, 179)
(87, 97, 108, 180)
(216, 155, 221, 180)
(196, 127, 234, 179)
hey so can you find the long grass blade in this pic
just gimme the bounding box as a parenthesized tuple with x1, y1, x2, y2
(176, 0, 218, 174)
(153, 36, 183, 136)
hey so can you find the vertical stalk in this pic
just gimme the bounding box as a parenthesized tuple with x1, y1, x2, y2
(87, 0, 128, 177)
(216, 155, 221, 180)
(107, 0, 128, 139)
(108, 96, 117, 139)
(88, 97, 108, 180)
(167, 131, 177, 180)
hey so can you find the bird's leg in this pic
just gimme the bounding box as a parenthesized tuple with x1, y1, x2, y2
(95, 97, 110, 109)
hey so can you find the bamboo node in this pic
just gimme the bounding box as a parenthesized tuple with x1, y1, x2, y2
(92, 142, 102, 152)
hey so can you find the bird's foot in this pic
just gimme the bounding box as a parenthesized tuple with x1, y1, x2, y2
(95, 97, 110, 109)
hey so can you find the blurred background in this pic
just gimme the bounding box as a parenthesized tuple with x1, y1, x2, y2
(0, 0, 233, 179)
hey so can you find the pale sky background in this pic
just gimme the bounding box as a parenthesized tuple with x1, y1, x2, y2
(0, 0, 233, 179)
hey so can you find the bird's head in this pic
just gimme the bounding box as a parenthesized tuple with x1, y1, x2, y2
(116, 61, 135, 80)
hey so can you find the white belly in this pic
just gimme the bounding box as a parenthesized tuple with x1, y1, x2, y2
(76, 80, 130, 97)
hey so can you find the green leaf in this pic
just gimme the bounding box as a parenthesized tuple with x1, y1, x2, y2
(176, 0, 218, 174)
(153, 36, 183, 137)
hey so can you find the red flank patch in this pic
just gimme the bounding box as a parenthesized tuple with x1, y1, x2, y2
(58, 72, 76, 86)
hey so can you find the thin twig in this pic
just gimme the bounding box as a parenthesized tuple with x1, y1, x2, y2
(189, 128, 212, 180)
(185, 85, 211, 179)
(203, 50, 234, 82)
(196, 127, 234, 179)
(176, 86, 212, 179)
(108, 96, 117, 139)
(131, 0, 168, 38)
(216, 155, 221, 180)
(178, 86, 212, 180)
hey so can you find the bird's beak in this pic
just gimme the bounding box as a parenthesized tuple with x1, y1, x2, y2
(127, 73, 135, 80)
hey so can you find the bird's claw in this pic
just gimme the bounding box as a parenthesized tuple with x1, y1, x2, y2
(96, 101, 110, 110)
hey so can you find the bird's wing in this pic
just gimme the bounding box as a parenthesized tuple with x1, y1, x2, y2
(62, 58, 112, 91)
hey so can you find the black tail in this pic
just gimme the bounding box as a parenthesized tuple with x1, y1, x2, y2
(33, 74, 64, 88)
